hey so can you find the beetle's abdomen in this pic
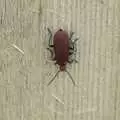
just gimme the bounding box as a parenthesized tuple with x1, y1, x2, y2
(54, 30, 69, 66)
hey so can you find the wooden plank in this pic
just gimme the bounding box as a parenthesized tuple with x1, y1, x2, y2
(0, 0, 119, 120)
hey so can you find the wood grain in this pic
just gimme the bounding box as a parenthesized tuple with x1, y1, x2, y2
(0, 0, 120, 120)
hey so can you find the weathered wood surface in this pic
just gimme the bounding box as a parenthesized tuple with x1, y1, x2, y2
(0, 0, 120, 120)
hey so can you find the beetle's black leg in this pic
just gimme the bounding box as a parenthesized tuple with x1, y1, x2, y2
(69, 37, 78, 56)
(73, 59, 78, 63)
(70, 38, 78, 51)
(47, 28, 54, 48)
(69, 46, 78, 63)
(47, 28, 54, 58)
(54, 61, 57, 65)
(49, 45, 54, 48)
(69, 33, 79, 63)
(73, 43, 77, 53)
(69, 31, 74, 41)
(72, 43, 78, 63)
(69, 32, 75, 50)
(72, 38, 79, 59)
(73, 38, 79, 44)
(69, 51, 74, 56)
(69, 38, 77, 51)
(68, 58, 78, 63)
(47, 28, 52, 38)
(69, 46, 74, 55)
(69, 46, 74, 50)
(73, 56, 78, 63)
(47, 48, 54, 58)
(68, 59, 74, 64)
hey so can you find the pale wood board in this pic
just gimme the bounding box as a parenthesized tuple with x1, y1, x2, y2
(0, 0, 120, 120)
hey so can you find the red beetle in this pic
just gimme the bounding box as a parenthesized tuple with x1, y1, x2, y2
(47, 28, 78, 85)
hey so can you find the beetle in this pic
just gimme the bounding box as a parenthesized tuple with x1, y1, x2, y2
(47, 28, 79, 86)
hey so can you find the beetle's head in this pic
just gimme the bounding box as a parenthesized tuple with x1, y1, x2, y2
(60, 65, 66, 71)
(59, 29, 63, 31)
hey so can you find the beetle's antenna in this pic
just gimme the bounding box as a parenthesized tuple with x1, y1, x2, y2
(65, 70, 75, 86)
(48, 70, 60, 86)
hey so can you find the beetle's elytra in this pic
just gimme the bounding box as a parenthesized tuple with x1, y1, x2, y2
(47, 28, 79, 86)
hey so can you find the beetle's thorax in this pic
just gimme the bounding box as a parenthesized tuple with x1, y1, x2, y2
(60, 65, 66, 71)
